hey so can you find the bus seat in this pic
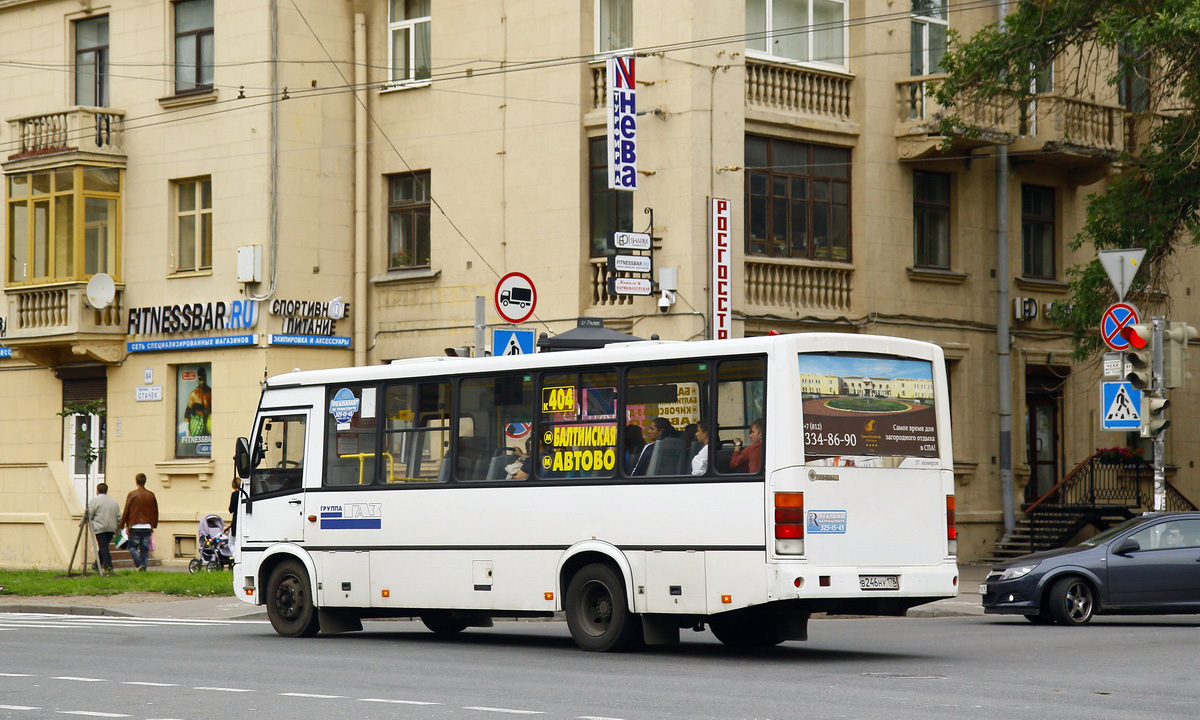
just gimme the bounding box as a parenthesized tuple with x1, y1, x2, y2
(646, 437, 686, 476)
(486, 453, 514, 480)
(715, 446, 734, 474)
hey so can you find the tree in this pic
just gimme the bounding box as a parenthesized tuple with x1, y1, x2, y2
(59, 399, 106, 575)
(933, 1, 1200, 358)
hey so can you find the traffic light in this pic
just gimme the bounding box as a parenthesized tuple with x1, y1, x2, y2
(1163, 321, 1197, 388)
(1122, 323, 1153, 390)
(1141, 395, 1170, 437)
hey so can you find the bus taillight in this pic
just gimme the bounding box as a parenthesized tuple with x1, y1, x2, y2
(774, 492, 804, 555)
(946, 495, 957, 557)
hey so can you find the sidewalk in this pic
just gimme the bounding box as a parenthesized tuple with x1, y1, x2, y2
(0, 565, 989, 622)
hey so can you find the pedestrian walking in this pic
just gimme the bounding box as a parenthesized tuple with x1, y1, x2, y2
(119, 473, 159, 571)
(86, 483, 121, 575)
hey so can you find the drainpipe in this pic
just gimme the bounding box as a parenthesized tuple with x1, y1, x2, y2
(354, 13, 367, 366)
(248, 0, 280, 303)
(996, 1, 1015, 533)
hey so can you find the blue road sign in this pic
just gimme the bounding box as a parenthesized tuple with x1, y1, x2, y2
(493, 328, 535, 356)
(1100, 381, 1142, 431)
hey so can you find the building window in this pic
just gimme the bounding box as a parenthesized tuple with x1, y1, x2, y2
(176, 363, 212, 459)
(589, 137, 633, 257)
(745, 0, 846, 67)
(174, 177, 212, 272)
(913, 170, 950, 269)
(75, 15, 109, 106)
(596, 0, 632, 55)
(6, 166, 121, 285)
(910, 1, 946, 75)
(745, 135, 850, 262)
(389, 0, 431, 84)
(388, 172, 431, 269)
(1022, 184, 1056, 279)
(174, 0, 214, 93)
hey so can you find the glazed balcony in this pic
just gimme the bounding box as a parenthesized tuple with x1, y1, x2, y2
(6, 107, 125, 161)
(3, 282, 126, 366)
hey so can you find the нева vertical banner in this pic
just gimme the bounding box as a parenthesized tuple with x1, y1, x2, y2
(711, 198, 732, 339)
(607, 55, 637, 191)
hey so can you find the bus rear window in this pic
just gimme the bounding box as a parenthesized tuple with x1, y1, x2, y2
(798, 352, 939, 468)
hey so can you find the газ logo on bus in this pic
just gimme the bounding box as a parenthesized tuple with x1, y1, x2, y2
(320, 503, 382, 530)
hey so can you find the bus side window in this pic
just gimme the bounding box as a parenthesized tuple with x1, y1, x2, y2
(457, 374, 533, 481)
(716, 358, 766, 475)
(625, 362, 707, 477)
(251, 413, 307, 495)
(383, 381, 450, 482)
(324, 385, 378, 486)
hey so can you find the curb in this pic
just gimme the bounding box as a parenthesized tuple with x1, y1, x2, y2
(0, 604, 135, 618)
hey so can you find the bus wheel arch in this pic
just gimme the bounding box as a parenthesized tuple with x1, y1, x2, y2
(557, 545, 635, 613)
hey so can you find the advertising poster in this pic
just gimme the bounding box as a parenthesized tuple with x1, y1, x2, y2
(176, 363, 212, 458)
(798, 353, 938, 467)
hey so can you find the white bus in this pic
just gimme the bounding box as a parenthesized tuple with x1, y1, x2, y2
(232, 333, 958, 651)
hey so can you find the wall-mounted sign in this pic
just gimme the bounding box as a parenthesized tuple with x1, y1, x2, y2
(268, 335, 352, 348)
(128, 335, 257, 353)
(609, 231, 651, 251)
(608, 255, 652, 274)
(269, 298, 350, 337)
(607, 277, 653, 296)
(128, 300, 258, 334)
(136, 386, 163, 402)
(606, 55, 637, 191)
(711, 197, 732, 340)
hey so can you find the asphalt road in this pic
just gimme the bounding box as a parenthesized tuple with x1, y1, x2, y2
(1, 613, 1198, 720)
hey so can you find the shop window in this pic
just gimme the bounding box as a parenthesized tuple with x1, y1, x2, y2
(175, 363, 212, 459)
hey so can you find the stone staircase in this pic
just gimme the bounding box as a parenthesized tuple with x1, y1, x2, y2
(86, 540, 164, 571)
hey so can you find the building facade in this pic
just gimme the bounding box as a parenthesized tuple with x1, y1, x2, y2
(2, 0, 1197, 567)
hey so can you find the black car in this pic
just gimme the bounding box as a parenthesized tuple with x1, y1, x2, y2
(981, 511, 1200, 625)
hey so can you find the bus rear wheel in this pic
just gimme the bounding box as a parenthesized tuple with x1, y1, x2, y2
(421, 612, 470, 635)
(708, 607, 787, 647)
(565, 563, 642, 652)
(266, 559, 320, 637)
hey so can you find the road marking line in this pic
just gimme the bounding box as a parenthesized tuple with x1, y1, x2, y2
(0, 706, 40, 711)
(279, 693, 346, 699)
(56, 712, 130, 718)
(578, 716, 630, 720)
(463, 707, 546, 715)
(0, 673, 36, 677)
(52, 677, 107, 683)
(360, 699, 441, 705)
(193, 686, 253, 693)
(122, 681, 179, 687)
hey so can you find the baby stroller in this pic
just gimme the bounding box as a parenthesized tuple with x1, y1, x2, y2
(188, 514, 234, 573)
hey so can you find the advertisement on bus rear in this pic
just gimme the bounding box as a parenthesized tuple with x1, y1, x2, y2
(798, 353, 939, 468)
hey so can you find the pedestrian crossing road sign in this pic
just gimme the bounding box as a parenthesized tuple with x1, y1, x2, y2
(1100, 381, 1142, 431)
(493, 328, 535, 356)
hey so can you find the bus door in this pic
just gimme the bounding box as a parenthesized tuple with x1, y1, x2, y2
(244, 410, 311, 544)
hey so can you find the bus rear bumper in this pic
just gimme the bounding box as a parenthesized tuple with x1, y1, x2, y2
(769, 563, 959, 616)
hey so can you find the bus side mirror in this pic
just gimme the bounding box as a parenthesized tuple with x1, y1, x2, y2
(234, 437, 253, 479)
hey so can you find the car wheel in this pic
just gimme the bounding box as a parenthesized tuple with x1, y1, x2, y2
(266, 559, 320, 637)
(1047, 577, 1095, 626)
(421, 612, 470, 635)
(565, 563, 642, 652)
(1023, 613, 1055, 625)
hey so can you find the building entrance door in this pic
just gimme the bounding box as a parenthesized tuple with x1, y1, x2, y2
(1025, 374, 1063, 502)
(65, 412, 107, 504)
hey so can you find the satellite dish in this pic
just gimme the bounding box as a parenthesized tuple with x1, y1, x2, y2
(85, 273, 116, 310)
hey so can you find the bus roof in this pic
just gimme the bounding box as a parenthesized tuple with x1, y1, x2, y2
(265, 333, 942, 389)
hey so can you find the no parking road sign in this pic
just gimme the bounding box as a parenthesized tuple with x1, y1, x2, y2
(1101, 302, 1141, 351)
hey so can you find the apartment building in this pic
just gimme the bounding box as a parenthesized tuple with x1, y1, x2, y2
(2, 0, 1197, 567)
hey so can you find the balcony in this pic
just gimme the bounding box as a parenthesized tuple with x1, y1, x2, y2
(1010, 94, 1123, 185)
(3, 283, 126, 366)
(6, 107, 125, 162)
(744, 259, 853, 316)
(745, 59, 855, 132)
(588, 258, 635, 307)
(896, 75, 1017, 160)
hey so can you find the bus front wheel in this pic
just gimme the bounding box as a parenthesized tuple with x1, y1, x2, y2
(565, 563, 642, 652)
(266, 559, 320, 637)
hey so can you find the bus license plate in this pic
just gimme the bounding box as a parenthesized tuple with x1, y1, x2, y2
(859, 575, 899, 590)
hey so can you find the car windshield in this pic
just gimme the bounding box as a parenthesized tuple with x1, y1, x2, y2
(1076, 515, 1158, 547)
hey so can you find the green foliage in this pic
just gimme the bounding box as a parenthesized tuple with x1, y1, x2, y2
(0, 569, 234, 597)
(933, 1, 1200, 359)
